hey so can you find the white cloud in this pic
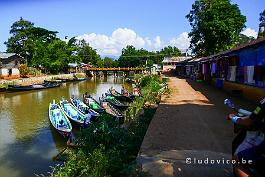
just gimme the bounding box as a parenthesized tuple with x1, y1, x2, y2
(169, 32, 190, 50)
(241, 28, 258, 38)
(76, 28, 190, 56)
(154, 36, 162, 49)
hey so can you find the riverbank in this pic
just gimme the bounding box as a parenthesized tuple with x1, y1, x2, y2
(49, 75, 167, 177)
(137, 77, 256, 177)
(0, 73, 86, 88)
(0, 77, 130, 177)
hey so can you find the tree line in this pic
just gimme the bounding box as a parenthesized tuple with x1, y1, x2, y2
(5, 1, 264, 73)
(4, 18, 184, 73)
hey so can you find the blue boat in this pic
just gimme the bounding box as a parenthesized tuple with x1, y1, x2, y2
(49, 101, 72, 138)
(70, 96, 100, 118)
(59, 98, 90, 126)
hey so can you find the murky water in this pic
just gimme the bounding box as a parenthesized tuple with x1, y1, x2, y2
(0, 77, 128, 177)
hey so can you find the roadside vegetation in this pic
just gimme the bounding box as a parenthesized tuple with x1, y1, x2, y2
(48, 75, 167, 177)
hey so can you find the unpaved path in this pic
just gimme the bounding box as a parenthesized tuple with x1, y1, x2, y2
(138, 77, 256, 177)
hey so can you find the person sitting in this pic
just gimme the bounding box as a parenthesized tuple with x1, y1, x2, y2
(228, 98, 265, 177)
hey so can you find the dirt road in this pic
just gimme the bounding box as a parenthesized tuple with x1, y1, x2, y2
(137, 77, 256, 177)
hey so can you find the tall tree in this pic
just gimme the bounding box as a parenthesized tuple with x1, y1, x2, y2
(118, 45, 182, 67)
(236, 34, 255, 46)
(159, 46, 181, 56)
(186, 0, 246, 56)
(118, 46, 150, 67)
(77, 40, 101, 66)
(103, 57, 118, 68)
(5, 17, 57, 64)
(259, 10, 265, 22)
(32, 39, 78, 73)
(259, 10, 265, 37)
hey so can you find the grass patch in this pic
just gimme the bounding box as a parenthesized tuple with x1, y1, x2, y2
(49, 75, 165, 177)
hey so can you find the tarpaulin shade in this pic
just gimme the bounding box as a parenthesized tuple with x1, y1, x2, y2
(257, 45, 265, 66)
(239, 49, 257, 66)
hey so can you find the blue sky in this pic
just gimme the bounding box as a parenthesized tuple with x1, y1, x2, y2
(0, 0, 264, 56)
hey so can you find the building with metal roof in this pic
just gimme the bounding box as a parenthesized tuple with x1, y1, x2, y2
(0, 52, 22, 79)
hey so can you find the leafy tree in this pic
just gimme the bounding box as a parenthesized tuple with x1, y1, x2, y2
(118, 46, 151, 67)
(103, 57, 118, 68)
(159, 46, 181, 56)
(118, 45, 182, 67)
(32, 40, 77, 73)
(259, 10, 265, 22)
(259, 10, 265, 37)
(186, 0, 246, 56)
(5, 17, 57, 64)
(236, 34, 255, 46)
(77, 40, 101, 66)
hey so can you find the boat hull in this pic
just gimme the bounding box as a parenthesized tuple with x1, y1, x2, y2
(70, 97, 100, 119)
(83, 95, 105, 113)
(7, 83, 60, 92)
(59, 100, 89, 127)
(49, 103, 72, 138)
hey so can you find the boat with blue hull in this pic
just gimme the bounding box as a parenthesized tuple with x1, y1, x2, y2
(70, 96, 100, 119)
(49, 101, 72, 138)
(59, 98, 90, 127)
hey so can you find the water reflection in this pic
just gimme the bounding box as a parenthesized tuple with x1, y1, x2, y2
(0, 76, 128, 177)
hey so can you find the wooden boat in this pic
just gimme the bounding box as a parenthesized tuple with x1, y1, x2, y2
(44, 79, 63, 83)
(108, 87, 133, 102)
(0, 87, 6, 92)
(73, 77, 86, 81)
(99, 98, 124, 120)
(7, 82, 60, 92)
(101, 94, 129, 110)
(125, 78, 135, 83)
(59, 98, 89, 127)
(70, 96, 100, 119)
(49, 101, 72, 138)
(83, 95, 105, 113)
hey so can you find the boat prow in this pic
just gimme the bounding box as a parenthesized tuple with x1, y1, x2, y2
(49, 102, 72, 138)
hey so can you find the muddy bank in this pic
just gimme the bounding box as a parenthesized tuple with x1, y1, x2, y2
(0, 73, 77, 86)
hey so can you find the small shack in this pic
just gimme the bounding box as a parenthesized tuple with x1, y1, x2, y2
(177, 36, 265, 102)
(162, 56, 192, 73)
(0, 52, 21, 79)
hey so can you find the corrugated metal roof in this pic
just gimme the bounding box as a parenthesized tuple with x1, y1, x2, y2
(162, 56, 192, 63)
(202, 36, 265, 61)
(0, 52, 17, 59)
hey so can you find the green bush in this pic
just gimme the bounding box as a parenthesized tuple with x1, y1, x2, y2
(50, 108, 155, 177)
(49, 75, 163, 177)
(51, 147, 107, 177)
(18, 64, 30, 77)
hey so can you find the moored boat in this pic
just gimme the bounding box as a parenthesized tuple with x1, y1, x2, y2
(0, 87, 6, 92)
(100, 94, 129, 110)
(49, 101, 72, 138)
(70, 96, 100, 119)
(83, 94, 105, 113)
(59, 98, 89, 127)
(73, 77, 86, 81)
(108, 87, 133, 102)
(99, 98, 124, 121)
(7, 82, 60, 92)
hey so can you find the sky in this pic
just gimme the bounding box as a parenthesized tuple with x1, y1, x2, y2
(0, 0, 264, 56)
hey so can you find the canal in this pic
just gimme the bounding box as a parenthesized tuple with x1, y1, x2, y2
(0, 77, 128, 177)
